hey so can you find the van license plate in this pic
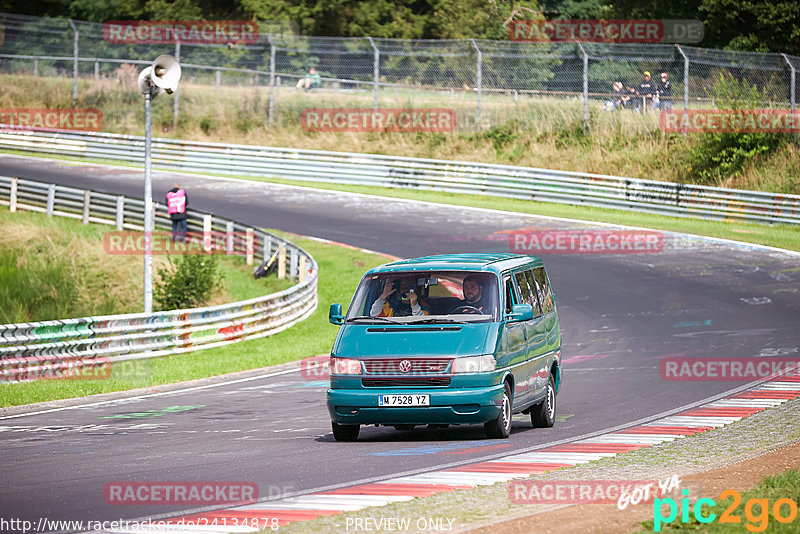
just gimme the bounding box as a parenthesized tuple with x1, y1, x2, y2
(378, 395, 430, 407)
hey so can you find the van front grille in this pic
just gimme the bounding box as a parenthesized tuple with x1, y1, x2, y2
(363, 358, 451, 375)
(362, 377, 451, 387)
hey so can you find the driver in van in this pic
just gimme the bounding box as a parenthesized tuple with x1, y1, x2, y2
(370, 277, 431, 317)
(451, 274, 492, 314)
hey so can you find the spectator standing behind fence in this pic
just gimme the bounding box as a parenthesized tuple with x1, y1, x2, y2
(637, 71, 657, 112)
(166, 183, 188, 243)
(623, 83, 637, 109)
(656, 72, 672, 111)
(296, 67, 321, 91)
(605, 81, 624, 111)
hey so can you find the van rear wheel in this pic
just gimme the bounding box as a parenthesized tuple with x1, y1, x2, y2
(531, 374, 556, 428)
(332, 422, 360, 442)
(485, 382, 512, 439)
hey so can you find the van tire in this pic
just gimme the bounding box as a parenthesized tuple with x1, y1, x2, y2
(485, 382, 512, 439)
(531, 374, 556, 428)
(332, 422, 360, 441)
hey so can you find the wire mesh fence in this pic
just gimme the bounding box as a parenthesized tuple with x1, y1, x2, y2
(0, 12, 797, 132)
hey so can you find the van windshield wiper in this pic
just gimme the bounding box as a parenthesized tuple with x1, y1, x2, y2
(347, 316, 401, 324)
(407, 317, 466, 325)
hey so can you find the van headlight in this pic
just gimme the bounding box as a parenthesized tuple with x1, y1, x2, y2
(452, 355, 496, 373)
(330, 357, 363, 375)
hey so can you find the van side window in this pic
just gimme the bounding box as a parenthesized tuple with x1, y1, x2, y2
(504, 276, 514, 313)
(523, 270, 543, 317)
(533, 267, 554, 314)
(513, 271, 530, 307)
(514, 270, 542, 317)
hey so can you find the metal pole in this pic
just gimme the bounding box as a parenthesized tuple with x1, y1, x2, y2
(368, 37, 379, 111)
(783, 54, 797, 139)
(143, 89, 154, 314)
(577, 43, 588, 132)
(173, 42, 180, 129)
(471, 39, 482, 125)
(268, 35, 275, 125)
(676, 45, 689, 112)
(68, 19, 78, 107)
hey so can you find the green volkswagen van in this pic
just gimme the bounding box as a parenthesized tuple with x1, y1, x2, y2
(326, 253, 562, 441)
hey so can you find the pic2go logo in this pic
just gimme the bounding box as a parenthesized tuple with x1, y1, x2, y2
(654, 489, 799, 532)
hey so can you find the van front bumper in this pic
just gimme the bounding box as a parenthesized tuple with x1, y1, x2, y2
(327, 383, 505, 425)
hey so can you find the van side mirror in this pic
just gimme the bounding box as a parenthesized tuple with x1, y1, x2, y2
(505, 303, 533, 322)
(329, 303, 344, 325)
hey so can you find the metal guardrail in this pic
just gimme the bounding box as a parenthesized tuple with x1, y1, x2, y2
(0, 175, 318, 382)
(1, 129, 798, 225)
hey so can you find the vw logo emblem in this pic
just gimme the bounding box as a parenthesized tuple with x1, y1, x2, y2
(398, 360, 412, 373)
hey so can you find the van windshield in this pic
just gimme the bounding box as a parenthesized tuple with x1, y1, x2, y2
(346, 271, 499, 323)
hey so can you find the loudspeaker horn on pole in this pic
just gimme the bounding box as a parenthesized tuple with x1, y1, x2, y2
(150, 54, 181, 94)
(137, 66, 159, 95)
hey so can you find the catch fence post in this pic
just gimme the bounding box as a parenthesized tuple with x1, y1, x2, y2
(471, 39, 482, 126)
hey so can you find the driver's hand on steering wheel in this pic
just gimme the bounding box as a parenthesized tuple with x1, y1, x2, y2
(452, 304, 482, 314)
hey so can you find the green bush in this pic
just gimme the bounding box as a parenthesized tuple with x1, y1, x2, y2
(154, 254, 221, 311)
(686, 74, 790, 184)
(199, 116, 219, 135)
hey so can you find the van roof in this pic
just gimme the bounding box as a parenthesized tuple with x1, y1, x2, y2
(367, 253, 542, 275)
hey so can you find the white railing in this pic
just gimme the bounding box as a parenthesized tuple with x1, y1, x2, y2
(1, 129, 798, 225)
(0, 176, 318, 382)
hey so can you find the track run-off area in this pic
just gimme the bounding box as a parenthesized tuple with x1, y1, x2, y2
(1, 155, 799, 532)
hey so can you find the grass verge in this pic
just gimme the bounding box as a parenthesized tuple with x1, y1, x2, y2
(0, 209, 291, 322)
(0, 230, 388, 407)
(2, 73, 799, 194)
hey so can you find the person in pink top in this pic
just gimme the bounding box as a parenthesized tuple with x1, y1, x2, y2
(166, 183, 188, 242)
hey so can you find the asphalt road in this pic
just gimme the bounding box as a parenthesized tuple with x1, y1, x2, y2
(1, 155, 799, 529)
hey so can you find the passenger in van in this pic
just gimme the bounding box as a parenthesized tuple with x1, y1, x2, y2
(450, 274, 493, 314)
(370, 277, 431, 317)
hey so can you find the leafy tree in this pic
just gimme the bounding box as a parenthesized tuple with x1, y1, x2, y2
(698, 0, 800, 55)
(540, 0, 614, 19)
(430, 0, 540, 40)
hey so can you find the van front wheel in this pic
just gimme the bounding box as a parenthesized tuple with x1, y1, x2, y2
(332, 422, 360, 442)
(485, 382, 512, 438)
(531, 374, 556, 428)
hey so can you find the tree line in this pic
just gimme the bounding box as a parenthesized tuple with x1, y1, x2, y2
(1, 0, 798, 55)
